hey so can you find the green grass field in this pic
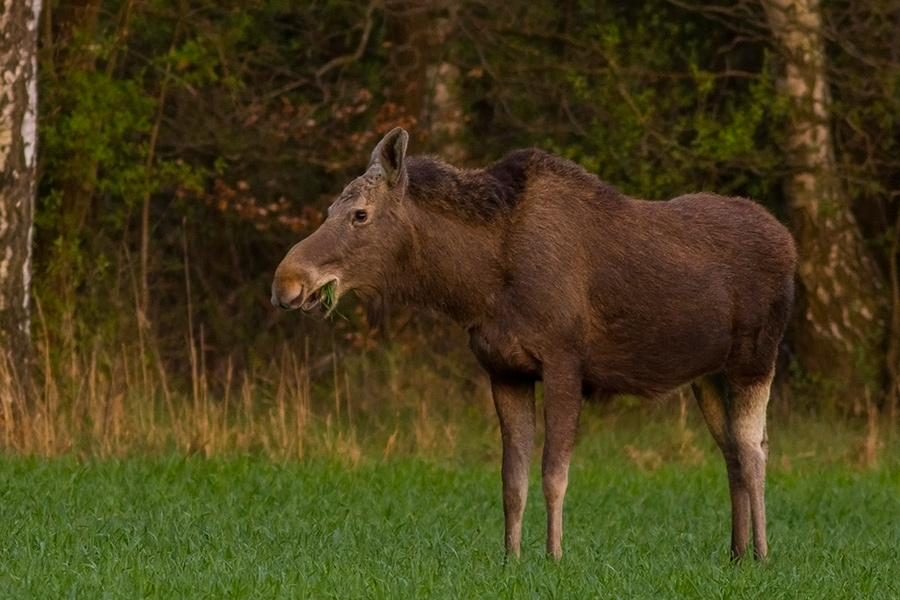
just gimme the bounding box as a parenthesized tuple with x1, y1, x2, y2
(2, 417, 899, 599)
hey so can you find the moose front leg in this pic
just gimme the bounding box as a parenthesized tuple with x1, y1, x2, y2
(541, 362, 583, 560)
(490, 375, 536, 558)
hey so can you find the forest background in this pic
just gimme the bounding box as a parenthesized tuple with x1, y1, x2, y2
(2, 0, 900, 457)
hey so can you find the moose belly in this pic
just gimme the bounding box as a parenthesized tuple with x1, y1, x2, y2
(585, 317, 732, 397)
(468, 307, 731, 395)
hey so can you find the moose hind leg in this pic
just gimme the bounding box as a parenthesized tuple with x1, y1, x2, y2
(731, 374, 773, 561)
(693, 376, 751, 560)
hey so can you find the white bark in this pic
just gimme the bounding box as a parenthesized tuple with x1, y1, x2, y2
(762, 0, 888, 406)
(761, 0, 830, 209)
(0, 0, 40, 375)
(425, 61, 465, 162)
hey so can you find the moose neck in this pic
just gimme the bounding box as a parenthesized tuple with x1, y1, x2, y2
(390, 182, 507, 328)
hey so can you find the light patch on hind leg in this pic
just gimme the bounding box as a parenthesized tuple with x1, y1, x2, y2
(732, 377, 771, 448)
(731, 373, 774, 561)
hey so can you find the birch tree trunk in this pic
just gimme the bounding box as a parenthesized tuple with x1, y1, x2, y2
(761, 0, 889, 409)
(0, 0, 40, 382)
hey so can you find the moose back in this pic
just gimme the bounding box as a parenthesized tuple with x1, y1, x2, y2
(272, 128, 797, 560)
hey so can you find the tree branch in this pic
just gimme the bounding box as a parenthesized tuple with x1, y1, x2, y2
(315, 0, 378, 90)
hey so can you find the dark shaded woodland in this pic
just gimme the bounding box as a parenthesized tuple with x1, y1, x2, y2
(12, 0, 900, 420)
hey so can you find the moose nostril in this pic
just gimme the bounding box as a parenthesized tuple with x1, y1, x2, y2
(271, 276, 304, 310)
(272, 293, 298, 310)
(272, 261, 319, 310)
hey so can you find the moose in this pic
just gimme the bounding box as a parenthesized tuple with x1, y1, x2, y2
(272, 128, 796, 561)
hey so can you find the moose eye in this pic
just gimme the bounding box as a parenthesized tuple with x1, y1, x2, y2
(352, 209, 368, 224)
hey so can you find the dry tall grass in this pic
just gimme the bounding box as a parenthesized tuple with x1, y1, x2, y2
(0, 308, 492, 461)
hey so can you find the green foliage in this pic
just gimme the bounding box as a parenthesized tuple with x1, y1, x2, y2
(38, 70, 153, 223)
(577, 11, 781, 200)
(449, 2, 787, 207)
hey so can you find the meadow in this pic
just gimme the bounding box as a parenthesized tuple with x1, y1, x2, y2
(2, 414, 898, 599)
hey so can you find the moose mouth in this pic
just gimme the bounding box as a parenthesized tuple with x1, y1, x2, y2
(299, 279, 338, 313)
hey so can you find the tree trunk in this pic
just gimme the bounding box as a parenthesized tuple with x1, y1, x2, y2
(384, 0, 464, 159)
(761, 0, 889, 410)
(384, 0, 431, 143)
(0, 0, 41, 381)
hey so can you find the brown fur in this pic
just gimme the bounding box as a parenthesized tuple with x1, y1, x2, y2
(272, 128, 797, 561)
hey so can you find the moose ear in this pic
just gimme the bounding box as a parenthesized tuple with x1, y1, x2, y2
(369, 127, 409, 186)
